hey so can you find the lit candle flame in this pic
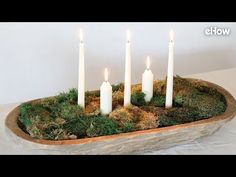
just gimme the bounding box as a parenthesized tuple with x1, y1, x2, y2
(104, 68, 108, 81)
(127, 29, 131, 42)
(79, 29, 83, 42)
(169, 29, 174, 42)
(146, 56, 150, 70)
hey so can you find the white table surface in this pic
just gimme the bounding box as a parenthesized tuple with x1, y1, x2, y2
(1, 67, 236, 154)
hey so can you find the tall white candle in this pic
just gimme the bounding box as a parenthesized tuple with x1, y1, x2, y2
(165, 29, 174, 108)
(124, 30, 131, 106)
(142, 56, 154, 102)
(100, 68, 112, 115)
(78, 29, 85, 108)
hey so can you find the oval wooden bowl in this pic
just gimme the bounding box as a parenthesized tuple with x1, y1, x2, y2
(5, 79, 236, 154)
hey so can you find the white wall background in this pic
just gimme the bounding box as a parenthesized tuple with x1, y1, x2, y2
(0, 22, 236, 104)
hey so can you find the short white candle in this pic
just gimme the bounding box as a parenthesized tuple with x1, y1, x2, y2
(124, 30, 132, 106)
(142, 56, 154, 102)
(100, 68, 112, 115)
(165, 29, 174, 108)
(78, 29, 85, 108)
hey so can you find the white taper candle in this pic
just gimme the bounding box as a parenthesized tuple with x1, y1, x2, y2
(78, 29, 85, 108)
(165, 29, 174, 108)
(124, 30, 132, 106)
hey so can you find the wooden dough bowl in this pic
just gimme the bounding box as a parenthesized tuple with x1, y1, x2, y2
(5, 79, 236, 154)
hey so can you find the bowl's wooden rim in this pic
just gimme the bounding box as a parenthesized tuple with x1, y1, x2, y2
(5, 78, 236, 145)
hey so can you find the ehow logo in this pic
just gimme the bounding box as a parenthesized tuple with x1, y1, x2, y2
(204, 26, 231, 36)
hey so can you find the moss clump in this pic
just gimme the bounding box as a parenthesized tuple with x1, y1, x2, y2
(153, 80, 166, 96)
(182, 92, 226, 118)
(63, 115, 121, 138)
(85, 97, 100, 116)
(109, 106, 158, 131)
(18, 102, 62, 139)
(136, 112, 158, 130)
(60, 103, 84, 120)
(17, 76, 227, 140)
(112, 91, 124, 109)
(121, 122, 136, 132)
(140, 106, 166, 117)
(173, 94, 184, 107)
(112, 83, 124, 92)
(85, 90, 100, 106)
(157, 76, 227, 126)
(149, 95, 166, 107)
(131, 84, 142, 94)
(108, 106, 135, 127)
(56, 88, 78, 104)
(159, 107, 201, 126)
(43, 124, 68, 140)
(62, 117, 89, 138)
(131, 92, 146, 106)
(18, 103, 34, 128)
(86, 116, 121, 137)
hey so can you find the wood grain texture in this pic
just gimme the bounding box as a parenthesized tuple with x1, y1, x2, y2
(5, 78, 236, 154)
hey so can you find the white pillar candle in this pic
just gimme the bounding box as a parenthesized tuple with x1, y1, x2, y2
(165, 29, 174, 108)
(124, 30, 131, 106)
(142, 56, 154, 102)
(100, 68, 112, 115)
(78, 29, 85, 108)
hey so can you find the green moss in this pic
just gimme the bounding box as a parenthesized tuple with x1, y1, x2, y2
(63, 115, 121, 138)
(181, 92, 226, 118)
(40, 98, 61, 119)
(149, 95, 166, 107)
(28, 125, 44, 139)
(18, 103, 33, 127)
(131, 92, 146, 106)
(159, 107, 200, 127)
(173, 94, 184, 107)
(157, 77, 227, 127)
(112, 83, 124, 92)
(67, 88, 78, 102)
(121, 122, 136, 132)
(86, 116, 121, 137)
(18, 103, 47, 130)
(17, 77, 227, 140)
(43, 124, 67, 140)
(63, 117, 89, 138)
(60, 103, 84, 120)
(85, 90, 100, 97)
(55, 88, 78, 103)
